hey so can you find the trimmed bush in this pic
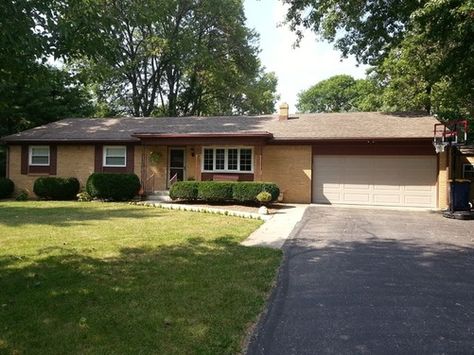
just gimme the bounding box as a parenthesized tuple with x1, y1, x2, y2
(197, 182, 234, 202)
(33, 177, 80, 200)
(169, 181, 280, 204)
(0, 177, 14, 199)
(232, 182, 280, 203)
(256, 191, 272, 204)
(169, 181, 199, 200)
(86, 173, 140, 201)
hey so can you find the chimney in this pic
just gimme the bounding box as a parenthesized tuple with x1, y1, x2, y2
(279, 102, 289, 120)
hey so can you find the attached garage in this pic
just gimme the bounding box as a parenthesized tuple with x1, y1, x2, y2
(312, 155, 438, 208)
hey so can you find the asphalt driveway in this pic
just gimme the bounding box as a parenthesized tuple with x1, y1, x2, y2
(247, 206, 474, 354)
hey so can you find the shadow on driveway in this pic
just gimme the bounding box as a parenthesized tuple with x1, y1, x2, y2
(247, 207, 474, 354)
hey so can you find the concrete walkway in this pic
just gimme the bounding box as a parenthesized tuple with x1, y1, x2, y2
(242, 204, 308, 249)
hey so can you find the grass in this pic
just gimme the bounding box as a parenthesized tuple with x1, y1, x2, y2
(0, 201, 281, 355)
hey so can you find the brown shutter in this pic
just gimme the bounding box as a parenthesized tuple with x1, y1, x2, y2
(94, 145, 103, 172)
(126, 145, 135, 173)
(21, 145, 28, 175)
(49, 145, 57, 175)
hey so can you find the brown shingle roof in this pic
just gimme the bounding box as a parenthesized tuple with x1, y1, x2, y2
(1, 112, 439, 143)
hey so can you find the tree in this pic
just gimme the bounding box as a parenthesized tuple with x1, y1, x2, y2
(297, 75, 381, 113)
(284, 0, 474, 119)
(55, 0, 277, 117)
(0, 65, 94, 137)
(0, 0, 94, 137)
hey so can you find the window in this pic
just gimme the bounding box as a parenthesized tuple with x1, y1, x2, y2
(228, 149, 238, 170)
(215, 149, 225, 170)
(463, 164, 474, 179)
(203, 148, 214, 171)
(202, 147, 253, 173)
(103, 146, 127, 167)
(29, 146, 50, 166)
(239, 149, 252, 172)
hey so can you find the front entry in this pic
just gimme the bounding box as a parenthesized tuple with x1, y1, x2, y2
(168, 148, 185, 186)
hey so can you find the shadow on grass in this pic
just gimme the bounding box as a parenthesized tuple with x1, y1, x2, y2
(248, 236, 474, 354)
(0, 202, 164, 227)
(0, 237, 281, 355)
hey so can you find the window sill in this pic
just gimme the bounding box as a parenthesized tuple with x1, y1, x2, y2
(202, 171, 254, 174)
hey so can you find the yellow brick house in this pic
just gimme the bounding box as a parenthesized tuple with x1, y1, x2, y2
(1, 106, 456, 209)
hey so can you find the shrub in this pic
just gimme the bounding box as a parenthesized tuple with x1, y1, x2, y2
(0, 177, 14, 199)
(197, 182, 234, 202)
(232, 182, 280, 203)
(33, 177, 80, 200)
(169, 181, 198, 200)
(256, 191, 272, 205)
(170, 181, 280, 204)
(86, 173, 141, 201)
(77, 191, 92, 202)
(16, 190, 28, 201)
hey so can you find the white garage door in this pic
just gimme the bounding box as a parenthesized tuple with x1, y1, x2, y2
(312, 155, 437, 208)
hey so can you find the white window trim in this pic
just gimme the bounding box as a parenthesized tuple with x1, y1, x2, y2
(201, 146, 254, 173)
(103, 145, 127, 167)
(29, 145, 50, 166)
(463, 164, 474, 179)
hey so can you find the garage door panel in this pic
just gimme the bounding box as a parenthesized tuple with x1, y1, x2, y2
(313, 155, 437, 208)
(373, 194, 402, 204)
(343, 193, 371, 203)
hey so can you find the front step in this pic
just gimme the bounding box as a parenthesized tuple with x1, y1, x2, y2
(146, 191, 171, 202)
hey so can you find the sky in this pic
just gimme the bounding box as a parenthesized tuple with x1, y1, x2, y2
(243, 0, 369, 113)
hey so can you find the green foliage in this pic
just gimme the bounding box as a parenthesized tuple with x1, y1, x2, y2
(0, 177, 14, 199)
(169, 182, 199, 201)
(33, 177, 80, 200)
(285, 0, 474, 118)
(0, 64, 95, 136)
(86, 173, 141, 201)
(57, 0, 277, 117)
(15, 190, 28, 201)
(232, 182, 280, 203)
(297, 75, 382, 113)
(256, 191, 272, 205)
(197, 182, 234, 203)
(77, 191, 92, 202)
(170, 181, 280, 204)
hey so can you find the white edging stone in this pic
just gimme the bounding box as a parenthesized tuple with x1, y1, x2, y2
(130, 201, 272, 221)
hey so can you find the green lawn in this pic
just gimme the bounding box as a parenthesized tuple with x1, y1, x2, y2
(0, 202, 281, 355)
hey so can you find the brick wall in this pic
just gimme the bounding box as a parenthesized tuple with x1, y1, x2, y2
(260, 145, 312, 203)
(8, 144, 95, 195)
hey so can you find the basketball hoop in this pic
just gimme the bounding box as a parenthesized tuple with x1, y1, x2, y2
(433, 119, 469, 154)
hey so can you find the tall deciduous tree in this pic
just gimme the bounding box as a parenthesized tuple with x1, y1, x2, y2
(284, 0, 473, 119)
(55, 0, 277, 117)
(0, 0, 94, 136)
(297, 75, 381, 113)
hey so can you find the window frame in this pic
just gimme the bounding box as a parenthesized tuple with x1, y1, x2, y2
(463, 164, 474, 179)
(103, 145, 127, 168)
(201, 146, 254, 173)
(29, 145, 50, 166)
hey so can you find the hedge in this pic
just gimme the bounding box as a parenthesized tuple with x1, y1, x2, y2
(169, 181, 198, 200)
(86, 173, 141, 201)
(33, 177, 80, 200)
(197, 182, 234, 202)
(169, 181, 280, 204)
(232, 182, 280, 203)
(0, 177, 14, 199)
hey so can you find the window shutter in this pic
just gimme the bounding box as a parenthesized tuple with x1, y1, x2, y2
(49, 145, 57, 175)
(94, 145, 103, 172)
(126, 145, 135, 173)
(21, 145, 28, 175)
